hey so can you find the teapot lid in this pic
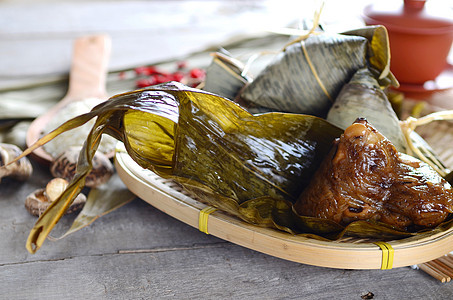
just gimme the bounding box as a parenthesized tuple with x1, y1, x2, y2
(363, 0, 453, 34)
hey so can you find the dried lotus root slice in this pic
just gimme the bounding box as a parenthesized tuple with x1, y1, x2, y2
(294, 118, 453, 232)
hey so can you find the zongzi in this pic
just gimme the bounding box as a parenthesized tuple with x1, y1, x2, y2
(238, 33, 367, 116)
(17, 82, 342, 253)
(237, 26, 397, 117)
(294, 118, 453, 231)
(326, 68, 407, 153)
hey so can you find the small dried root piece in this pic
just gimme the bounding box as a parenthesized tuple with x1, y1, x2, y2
(400, 110, 453, 177)
(0, 143, 33, 183)
(25, 178, 86, 217)
(50, 147, 114, 188)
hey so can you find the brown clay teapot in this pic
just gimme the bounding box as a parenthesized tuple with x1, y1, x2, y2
(363, 0, 453, 85)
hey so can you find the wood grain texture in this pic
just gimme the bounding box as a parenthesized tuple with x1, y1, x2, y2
(2, 235, 453, 299)
(0, 0, 319, 90)
(25, 35, 111, 164)
(1, 155, 451, 298)
(1, 1, 453, 298)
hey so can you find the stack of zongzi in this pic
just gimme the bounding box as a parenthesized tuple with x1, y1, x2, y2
(11, 23, 453, 254)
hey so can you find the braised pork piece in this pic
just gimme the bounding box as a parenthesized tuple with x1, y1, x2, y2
(294, 118, 453, 231)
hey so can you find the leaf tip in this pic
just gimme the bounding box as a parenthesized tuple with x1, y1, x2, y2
(26, 225, 44, 254)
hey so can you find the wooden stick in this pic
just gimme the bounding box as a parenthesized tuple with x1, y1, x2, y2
(446, 253, 453, 261)
(425, 260, 453, 281)
(437, 256, 453, 270)
(419, 263, 449, 283)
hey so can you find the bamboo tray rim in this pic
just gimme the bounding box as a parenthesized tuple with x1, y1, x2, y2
(114, 143, 453, 270)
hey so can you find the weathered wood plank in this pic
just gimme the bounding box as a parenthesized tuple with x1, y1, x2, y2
(1, 243, 451, 299)
(2, 160, 451, 298)
(0, 162, 222, 265)
(2, 163, 452, 299)
(0, 0, 316, 89)
(2, 1, 453, 297)
(0, 0, 371, 89)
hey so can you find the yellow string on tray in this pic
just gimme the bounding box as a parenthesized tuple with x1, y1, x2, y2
(374, 242, 394, 270)
(198, 207, 217, 235)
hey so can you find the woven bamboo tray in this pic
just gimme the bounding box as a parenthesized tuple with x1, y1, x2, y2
(114, 118, 453, 270)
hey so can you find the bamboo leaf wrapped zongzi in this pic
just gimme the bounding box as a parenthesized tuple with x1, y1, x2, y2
(294, 118, 453, 232)
(9, 78, 453, 253)
(326, 68, 408, 152)
(16, 82, 342, 253)
(237, 26, 397, 117)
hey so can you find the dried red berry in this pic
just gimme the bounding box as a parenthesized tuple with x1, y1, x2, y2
(118, 71, 126, 80)
(152, 74, 173, 84)
(177, 61, 188, 70)
(136, 78, 156, 88)
(134, 63, 205, 89)
(146, 66, 160, 75)
(189, 68, 205, 79)
(170, 71, 185, 82)
(134, 66, 149, 76)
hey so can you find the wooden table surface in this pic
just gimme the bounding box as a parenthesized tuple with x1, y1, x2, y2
(1, 1, 453, 299)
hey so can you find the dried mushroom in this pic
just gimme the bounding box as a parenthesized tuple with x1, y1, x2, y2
(50, 147, 114, 188)
(25, 178, 86, 217)
(45, 177, 69, 202)
(0, 143, 32, 183)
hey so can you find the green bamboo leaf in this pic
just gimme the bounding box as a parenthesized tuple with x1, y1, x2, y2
(51, 173, 135, 240)
(14, 81, 453, 252)
(21, 82, 342, 253)
(26, 114, 107, 253)
(342, 25, 398, 86)
(238, 26, 396, 117)
(326, 68, 408, 152)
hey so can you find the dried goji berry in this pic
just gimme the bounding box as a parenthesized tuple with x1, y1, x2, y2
(189, 68, 205, 79)
(136, 78, 156, 88)
(118, 71, 126, 79)
(170, 71, 185, 82)
(153, 74, 173, 84)
(146, 66, 160, 75)
(177, 61, 188, 70)
(134, 66, 149, 76)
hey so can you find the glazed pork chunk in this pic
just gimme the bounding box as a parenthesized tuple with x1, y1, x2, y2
(294, 118, 453, 231)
